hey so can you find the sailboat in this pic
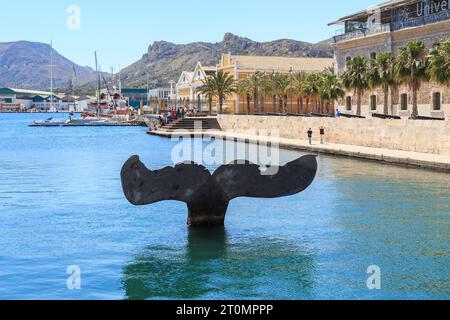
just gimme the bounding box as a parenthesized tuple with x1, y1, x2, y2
(31, 42, 67, 127)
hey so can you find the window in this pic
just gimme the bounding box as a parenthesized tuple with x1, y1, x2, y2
(346, 56, 352, 62)
(370, 95, 377, 111)
(346, 96, 352, 111)
(370, 52, 377, 60)
(401, 94, 408, 111)
(433, 92, 441, 111)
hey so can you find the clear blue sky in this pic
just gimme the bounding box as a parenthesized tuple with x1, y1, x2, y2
(0, 0, 378, 70)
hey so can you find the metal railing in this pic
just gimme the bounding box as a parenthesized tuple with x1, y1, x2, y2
(334, 24, 391, 43)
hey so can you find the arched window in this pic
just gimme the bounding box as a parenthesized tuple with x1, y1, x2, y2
(370, 95, 377, 111)
(433, 92, 441, 111)
(370, 52, 377, 60)
(346, 96, 352, 111)
(400, 94, 408, 111)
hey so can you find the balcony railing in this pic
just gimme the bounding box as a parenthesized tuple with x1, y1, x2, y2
(333, 24, 391, 43)
(334, 10, 450, 43)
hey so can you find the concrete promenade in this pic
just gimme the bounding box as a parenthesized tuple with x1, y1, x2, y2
(148, 129, 450, 171)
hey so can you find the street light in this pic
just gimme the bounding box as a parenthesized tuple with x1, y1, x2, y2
(262, 71, 266, 114)
(272, 70, 276, 113)
(289, 67, 293, 115)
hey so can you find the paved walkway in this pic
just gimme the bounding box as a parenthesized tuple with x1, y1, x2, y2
(148, 130, 450, 171)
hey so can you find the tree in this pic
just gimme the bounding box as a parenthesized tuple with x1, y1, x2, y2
(259, 73, 272, 114)
(249, 72, 263, 113)
(272, 73, 291, 113)
(368, 52, 396, 115)
(428, 37, 450, 86)
(290, 72, 308, 114)
(341, 56, 370, 116)
(236, 78, 252, 115)
(395, 40, 429, 118)
(304, 73, 322, 113)
(319, 74, 345, 114)
(202, 71, 235, 114)
(198, 77, 215, 115)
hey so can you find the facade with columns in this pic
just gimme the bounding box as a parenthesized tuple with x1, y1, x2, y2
(217, 54, 334, 114)
(330, 0, 450, 119)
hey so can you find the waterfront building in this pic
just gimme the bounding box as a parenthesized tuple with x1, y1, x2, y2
(120, 88, 148, 109)
(176, 62, 217, 103)
(330, 0, 450, 119)
(217, 54, 334, 113)
(77, 96, 96, 112)
(0, 88, 52, 111)
(148, 88, 172, 100)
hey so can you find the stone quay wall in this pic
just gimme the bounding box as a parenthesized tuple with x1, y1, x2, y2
(218, 115, 450, 156)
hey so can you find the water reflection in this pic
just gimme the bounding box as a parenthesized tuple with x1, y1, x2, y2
(122, 228, 316, 300)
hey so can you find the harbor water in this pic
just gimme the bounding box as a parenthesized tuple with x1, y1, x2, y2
(0, 113, 449, 300)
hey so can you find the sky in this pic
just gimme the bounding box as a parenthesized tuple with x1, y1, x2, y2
(0, 0, 379, 70)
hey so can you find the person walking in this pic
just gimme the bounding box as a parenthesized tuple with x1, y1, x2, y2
(307, 128, 313, 145)
(320, 126, 325, 144)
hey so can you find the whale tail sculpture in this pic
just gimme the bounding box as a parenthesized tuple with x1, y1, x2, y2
(121, 155, 318, 226)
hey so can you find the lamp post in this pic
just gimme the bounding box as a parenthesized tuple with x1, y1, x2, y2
(254, 72, 259, 114)
(271, 70, 276, 113)
(289, 67, 293, 115)
(262, 71, 266, 114)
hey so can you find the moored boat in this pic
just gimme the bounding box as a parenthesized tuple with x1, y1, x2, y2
(30, 117, 67, 127)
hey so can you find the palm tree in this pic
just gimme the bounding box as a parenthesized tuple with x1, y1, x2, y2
(204, 71, 235, 114)
(236, 78, 252, 115)
(198, 77, 215, 115)
(304, 73, 322, 113)
(319, 74, 345, 114)
(290, 72, 308, 114)
(368, 52, 396, 115)
(395, 40, 429, 118)
(249, 72, 263, 113)
(259, 73, 272, 114)
(428, 37, 450, 86)
(341, 56, 370, 116)
(272, 74, 290, 113)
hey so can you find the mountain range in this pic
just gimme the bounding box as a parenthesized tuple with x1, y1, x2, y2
(120, 33, 334, 88)
(0, 34, 334, 93)
(0, 41, 98, 90)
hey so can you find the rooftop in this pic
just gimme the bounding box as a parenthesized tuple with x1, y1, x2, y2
(0, 88, 53, 96)
(227, 55, 334, 73)
(329, 0, 417, 25)
(330, 0, 450, 43)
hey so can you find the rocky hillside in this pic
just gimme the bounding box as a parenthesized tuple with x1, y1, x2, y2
(0, 41, 99, 90)
(121, 33, 334, 88)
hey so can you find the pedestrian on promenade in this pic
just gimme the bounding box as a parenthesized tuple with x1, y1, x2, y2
(336, 109, 341, 118)
(320, 127, 325, 144)
(307, 128, 313, 145)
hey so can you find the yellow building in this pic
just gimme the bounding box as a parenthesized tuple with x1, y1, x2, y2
(176, 62, 217, 105)
(176, 71, 194, 101)
(217, 54, 335, 113)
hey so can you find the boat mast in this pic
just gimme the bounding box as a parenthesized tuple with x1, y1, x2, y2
(50, 41, 53, 113)
(118, 66, 122, 96)
(95, 51, 100, 116)
(72, 64, 76, 112)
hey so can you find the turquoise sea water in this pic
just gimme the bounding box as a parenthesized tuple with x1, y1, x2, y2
(0, 113, 449, 300)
